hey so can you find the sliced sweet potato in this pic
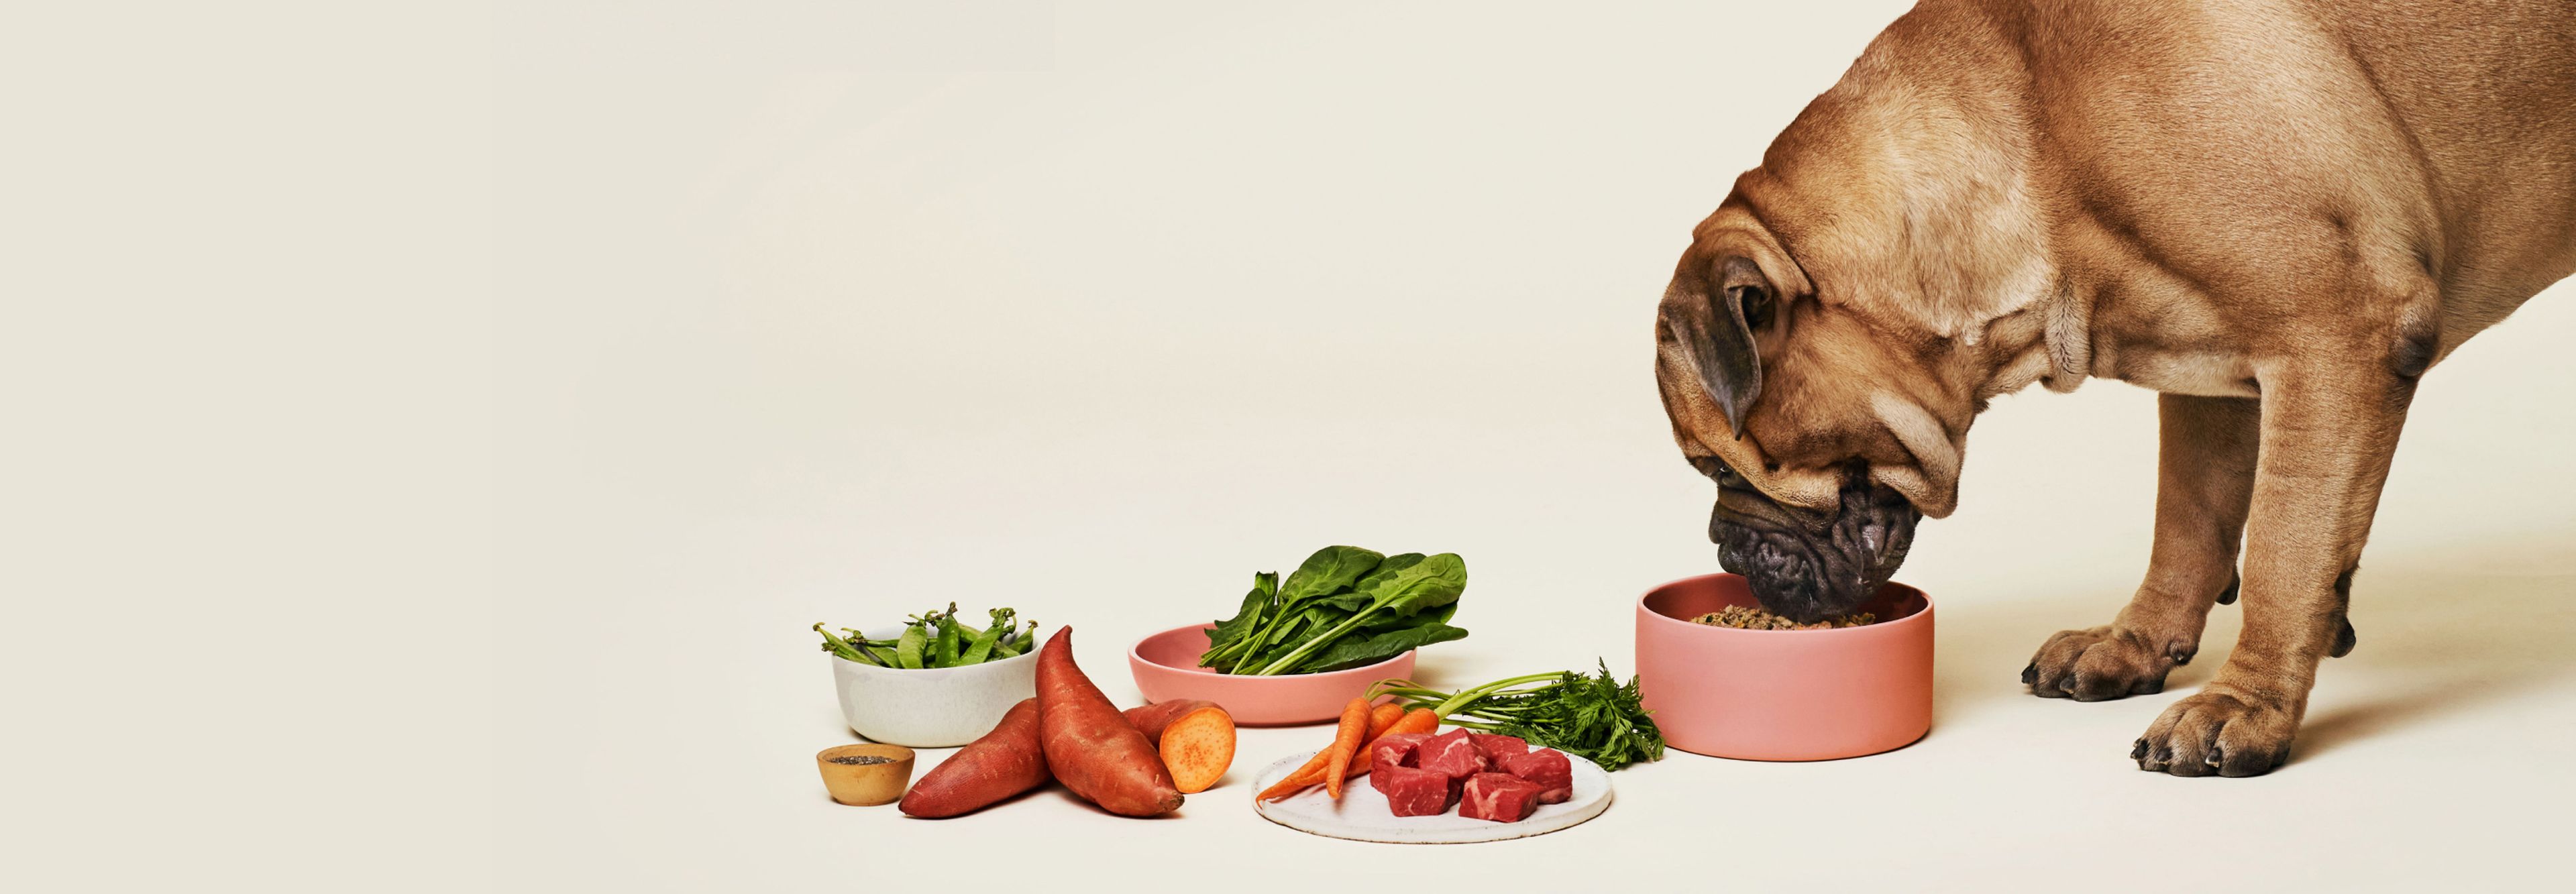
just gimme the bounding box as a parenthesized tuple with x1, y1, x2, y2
(1122, 700, 1236, 793)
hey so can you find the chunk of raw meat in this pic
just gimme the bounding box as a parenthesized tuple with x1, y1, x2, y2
(1459, 772, 1548, 822)
(1497, 747, 1572, 803)
(1415, 727, 1488, 779)
(1370, 764, 1456, 816)
(1370, 732, 1432, 771)
(1468, 732, 1528, 761)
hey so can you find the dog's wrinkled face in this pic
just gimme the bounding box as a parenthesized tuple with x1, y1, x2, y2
(1655, 203, 1962, 622)
(1696, 455, 1919, 622)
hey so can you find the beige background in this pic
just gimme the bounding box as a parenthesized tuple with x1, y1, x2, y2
(15, 2, 2573, 891)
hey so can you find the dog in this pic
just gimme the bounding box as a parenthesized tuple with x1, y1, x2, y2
(1653, 0, 2576, 776)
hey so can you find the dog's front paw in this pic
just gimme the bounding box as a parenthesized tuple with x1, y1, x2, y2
(2024, 625, 2192, 701)
(2131, 685, 2298, 777)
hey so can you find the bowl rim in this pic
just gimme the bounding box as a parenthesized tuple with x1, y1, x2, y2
(817, 742, 916, 763)
(1637, 572, 1933, 638)
(826, 624, 1047, 675)
(1128, 622, 1417, 677)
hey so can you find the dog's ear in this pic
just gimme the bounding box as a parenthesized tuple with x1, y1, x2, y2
(1665, 256, 1775, 437)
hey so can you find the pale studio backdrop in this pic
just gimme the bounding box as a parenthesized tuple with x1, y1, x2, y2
(486, 2, 2575, 891)
(15, 2, 2567, 892)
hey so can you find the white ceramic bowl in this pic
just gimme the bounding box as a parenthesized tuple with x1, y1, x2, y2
(830, 626, 1042, 747)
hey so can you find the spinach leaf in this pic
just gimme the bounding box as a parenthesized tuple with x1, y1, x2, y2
(1350, 552, 1466, 618)
(1362, 600, 1454, 630)
(1249, 553, 1468, 675)
(1198, 546, 1472, 676)
(1199, 571, 1279, 668)
(1276, 546, 1383, 604)
(1297, 621, 1470, 673)
(1241, 605, 1341, 671)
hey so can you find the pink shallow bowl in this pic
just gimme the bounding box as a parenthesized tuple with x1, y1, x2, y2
(1128, 624, 1416, 726)
(1636, 573, 1933, 761)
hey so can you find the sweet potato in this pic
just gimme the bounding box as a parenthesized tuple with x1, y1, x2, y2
(898, 697, 1051, 818)
(1123, 699, 1236, 793)
(1037, 627, 1183, 816)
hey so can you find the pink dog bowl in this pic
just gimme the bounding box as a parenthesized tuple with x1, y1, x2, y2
(1636, 573, 1933, 761)
(1128, 623, 1416, 726)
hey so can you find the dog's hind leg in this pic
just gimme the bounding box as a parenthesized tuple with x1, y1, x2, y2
(2026, 394, 2259, 700)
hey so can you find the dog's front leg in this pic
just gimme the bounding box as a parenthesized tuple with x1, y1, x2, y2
(2131, 353, 2415, 777)
(2029, 394, 2259, 700)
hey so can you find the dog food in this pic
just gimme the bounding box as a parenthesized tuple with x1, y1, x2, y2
(1691, 604, 1876, 630)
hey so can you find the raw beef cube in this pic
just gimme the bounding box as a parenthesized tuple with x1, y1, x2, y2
(1497, 747, 1572, 803)
(1468, 732, 1529, 761)
(1370, 732, 1432, 771)
(1371, 764, 1456, 816)
(1416, 727, 1489, 779)
(1459, 772, 1548, 822)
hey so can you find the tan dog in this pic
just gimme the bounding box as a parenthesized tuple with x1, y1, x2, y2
(1654, 0, 2576, 776)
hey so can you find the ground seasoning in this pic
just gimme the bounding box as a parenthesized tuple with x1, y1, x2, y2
(1691, 604, 1877, 631)
(826, 755, 896, 765)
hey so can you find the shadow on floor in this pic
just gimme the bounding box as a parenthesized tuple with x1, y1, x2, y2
(1928, 534, 2576, 759)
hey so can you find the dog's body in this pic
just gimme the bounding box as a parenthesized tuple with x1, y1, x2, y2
(1654, 0, 2576, 775)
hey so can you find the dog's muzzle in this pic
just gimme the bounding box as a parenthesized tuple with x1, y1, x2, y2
(1705, 461, 1921, 622)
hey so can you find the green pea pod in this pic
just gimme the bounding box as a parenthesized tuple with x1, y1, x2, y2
(932, 614, 963, 667)
(895, 624, 927, 669)
(994, 621, 1035, 658)
(959, 622, 1005, 665)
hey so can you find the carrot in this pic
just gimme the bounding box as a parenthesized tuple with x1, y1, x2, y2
(1321, 697, 1369, 799)
(1252, 699, 1387, 802)
(1036, 627, 1183, 816)
(1342, 707, 1438, 781)
(1123, 700, 1236, 793)
(898, 698, 1051, 818)
(1255, 758, 1330, 801)
(1362, 702, 1405, 741)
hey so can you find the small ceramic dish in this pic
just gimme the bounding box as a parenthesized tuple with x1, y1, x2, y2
(816, 743, 916, 805)
(831, 625, 1042, 747)
(1127, 623, 1416, 726)
(1635, 573, 1933, 761)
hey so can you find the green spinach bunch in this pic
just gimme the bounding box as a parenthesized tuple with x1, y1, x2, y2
(1197, 545, 1469, 675)
(814, 604, 1036, 669)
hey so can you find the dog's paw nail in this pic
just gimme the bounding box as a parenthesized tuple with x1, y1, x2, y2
(2021, 663, 2037, 685)
(2057, 676, 2076, 694)
(2153, 744, 2173, 765)
(2206, 745, 2225, 767)
(2130, 738, 2149, 760)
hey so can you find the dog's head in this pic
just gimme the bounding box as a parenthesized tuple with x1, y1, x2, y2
(1655, 195, 1982, 622)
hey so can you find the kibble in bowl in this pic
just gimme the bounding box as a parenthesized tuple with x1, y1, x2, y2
(1691, 604, 1876, 630)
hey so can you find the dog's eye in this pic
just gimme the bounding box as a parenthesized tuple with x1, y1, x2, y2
(1691, 455, 1744, 487)
(1733, 284, 1774, 331)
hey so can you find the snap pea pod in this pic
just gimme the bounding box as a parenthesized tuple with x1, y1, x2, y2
(813, 606, 1032, 669)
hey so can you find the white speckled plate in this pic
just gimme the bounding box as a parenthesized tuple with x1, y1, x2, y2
(1248, 748, 1613, 844)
